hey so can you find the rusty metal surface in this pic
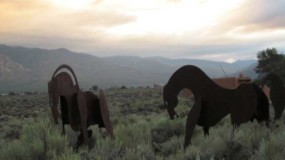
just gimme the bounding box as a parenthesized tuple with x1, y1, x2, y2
(83, 91, 104, 126)
(163, 65, 268, 149)
(99, 89, 114, 138)
(231, 83, 257, 125)
(48, 64, 114, 148)
(184, 97, 202, 148)
(83, 90, 114, 138)
(48, 66, 79, 124)
(251, 83, 270, 124)
(74, 92, 88, 144)
(263, 73, 285, 120)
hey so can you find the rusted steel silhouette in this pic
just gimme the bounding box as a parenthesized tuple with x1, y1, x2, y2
(48, 64, 114, 147)
(98, 89, 114, 137)
(250, 83, 269, 124)
(48, 64, 79, 125)
(84, 90, 114, 138)
(263, 73, 285, 120)
(48, 68, 88, 145)
(163, 65, 269, 149)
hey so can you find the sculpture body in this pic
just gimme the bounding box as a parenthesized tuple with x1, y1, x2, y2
(163, 65, 269, 148)
(48, 64, 113, 147)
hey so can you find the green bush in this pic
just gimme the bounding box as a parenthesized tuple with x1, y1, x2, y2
(0, 117, 79, 160)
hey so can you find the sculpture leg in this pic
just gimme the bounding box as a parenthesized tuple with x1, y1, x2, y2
(60, 101, 65, 135)
(99, 89, 114, 138)
(184, 97, 202, 149)
(62, 123, 65, 135)
(80, 116, 88, 145)
(51, 97, 59, 124)
(76, 92, 88, 144)
(74, 130, 93, 152)
(250, 83, 270, 124)
(203, 127, 209, 136)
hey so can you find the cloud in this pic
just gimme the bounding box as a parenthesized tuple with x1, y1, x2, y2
(167, 0, 183, 3)
(0, 0, 50, 9)
(218, 0, 285, 34)
(70, 10, 136, 28)
(92, 0, 104, 5)
(0, 0, 136, 40)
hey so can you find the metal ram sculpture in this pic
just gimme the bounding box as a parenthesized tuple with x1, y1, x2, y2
(263, 73, 285, 120)
(48, 64, 114, 148)
(163, 65, 269, 149)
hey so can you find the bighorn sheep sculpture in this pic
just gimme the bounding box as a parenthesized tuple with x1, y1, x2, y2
(48, 64, 114, 148)
(263, 73, 285, 120)
(163, 65, 269, 149)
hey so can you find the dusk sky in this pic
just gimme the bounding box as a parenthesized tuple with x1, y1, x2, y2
(0, 0, 285, 62)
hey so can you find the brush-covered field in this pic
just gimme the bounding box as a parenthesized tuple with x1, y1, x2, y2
(0, 87, 285, 160)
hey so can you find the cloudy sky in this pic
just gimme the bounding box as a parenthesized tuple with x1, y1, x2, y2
(0, 0, 285, 62)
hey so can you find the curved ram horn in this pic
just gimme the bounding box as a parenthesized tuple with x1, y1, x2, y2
(51, 64, 80, 90)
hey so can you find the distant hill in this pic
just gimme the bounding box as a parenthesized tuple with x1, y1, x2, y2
(0, 54, 31, 81)
(231, 63, 258, 78)
(147, 56, 256, 77)
(0, 44, 257, 93)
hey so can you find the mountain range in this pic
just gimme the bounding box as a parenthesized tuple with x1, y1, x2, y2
(0, 44, 257, 93)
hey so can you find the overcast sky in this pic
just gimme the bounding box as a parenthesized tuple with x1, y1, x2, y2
(0, 0, 285, 62)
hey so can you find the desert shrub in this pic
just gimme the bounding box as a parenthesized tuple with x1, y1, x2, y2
(186, 125, 229, 160)
(175, 103, 192, 118)
(122, 143, 156, 160)
(233, 121, 269, 151)
(252, 121, 285, 160)
(184, 145, 201, 160)
(3, 88, 285, 160)
(151, 117, 185, 155)
(84, 115, 155, 160)
(183, 119, 265, 160)
(156, 136, 183, 156)
(91, 85, 98, 91)
(116, 118, 151, 147)
(253, 136, 285, 160)
(0, 117, 79, 160)
(0, 116, 30, 141)
(121, 85, 127, 89)
(86, 136, 124, 160)
(182, 118, 281, 160)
